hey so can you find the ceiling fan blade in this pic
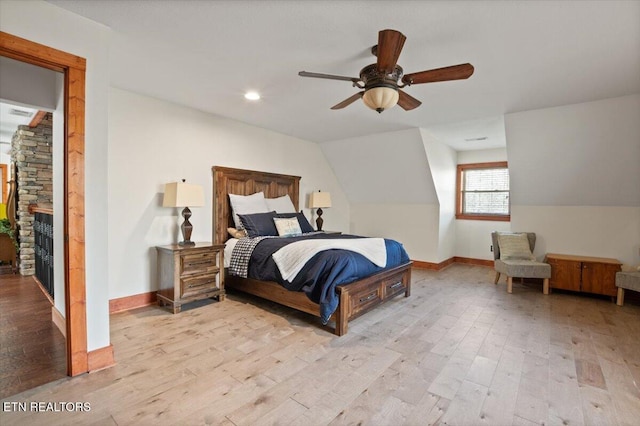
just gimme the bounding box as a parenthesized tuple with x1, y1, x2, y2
(397, 90, 422, 111)
(376, 29, 406, 74)
(402, 63, 475, 85)
(299, 71, 360, 84)
(331, 92, 364, 110)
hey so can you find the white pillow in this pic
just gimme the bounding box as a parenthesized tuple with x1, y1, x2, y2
(273, 217, 302, 237)
(229, 192, 270, 229)
(265, 194, 296, 213)
(498, 233, 536, 261)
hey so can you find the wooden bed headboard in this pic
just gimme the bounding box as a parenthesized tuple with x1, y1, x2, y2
(212, 166, 301, 244)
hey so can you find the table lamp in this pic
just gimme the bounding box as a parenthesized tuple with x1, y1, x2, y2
(163, 180, 204, 246)
(309, 190, 332, 231)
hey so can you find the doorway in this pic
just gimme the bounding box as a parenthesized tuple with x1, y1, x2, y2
(0, 32, 87, 377)
(0, 101, 64, 396)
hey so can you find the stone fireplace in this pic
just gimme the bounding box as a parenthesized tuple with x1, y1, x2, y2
(10, 112, 53, 276)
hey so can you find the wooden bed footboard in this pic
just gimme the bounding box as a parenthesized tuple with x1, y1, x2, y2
(226, 262, 412, 336)
(213, 166, 413, 336)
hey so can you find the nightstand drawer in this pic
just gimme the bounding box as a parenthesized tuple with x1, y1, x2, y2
(181, 274, 219, 298)
(181, 250, 219, 275)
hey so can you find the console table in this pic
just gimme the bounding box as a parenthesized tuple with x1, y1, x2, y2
(544, 253, 621, 297)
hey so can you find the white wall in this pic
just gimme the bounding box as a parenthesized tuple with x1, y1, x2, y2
(421, 129, 458, 262)
(506, 95, 640, 265)
(455, 148, 511, 261)
(350, 203, 440, 262)
(107, 88, 348, 299)
(511, 206, 640, 264)
(320, 128, 440, 262)
(457, 148, 508, 165)
(1, 0, 111, 351)
(53, 73, 65, 316)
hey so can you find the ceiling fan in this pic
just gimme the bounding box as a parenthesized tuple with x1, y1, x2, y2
(299, 29, 474, 113)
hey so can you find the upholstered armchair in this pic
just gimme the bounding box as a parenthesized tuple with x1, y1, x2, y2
(492, 232, 551, 294)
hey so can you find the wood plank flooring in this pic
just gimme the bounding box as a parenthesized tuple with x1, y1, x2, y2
(1, 264, 639, 425)
(0, 274, 66, 399)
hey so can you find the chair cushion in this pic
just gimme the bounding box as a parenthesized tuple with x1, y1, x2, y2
(495, 259, 551, 279)
(616, 271, 640, 292)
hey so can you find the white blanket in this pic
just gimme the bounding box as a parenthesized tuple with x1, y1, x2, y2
(272, 238, 387, 282)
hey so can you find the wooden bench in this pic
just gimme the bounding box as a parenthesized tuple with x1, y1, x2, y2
(615, 271, 640, 306)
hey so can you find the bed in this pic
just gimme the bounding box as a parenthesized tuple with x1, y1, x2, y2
(212, 166, 412, 336)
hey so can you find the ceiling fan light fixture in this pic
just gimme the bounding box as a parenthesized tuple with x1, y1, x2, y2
(362, 86, 399, 113)
(299, 30, 473, 113)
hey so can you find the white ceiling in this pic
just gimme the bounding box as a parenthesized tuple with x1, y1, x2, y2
(0, 102, 38, 155)
(47, 1, 640, 149)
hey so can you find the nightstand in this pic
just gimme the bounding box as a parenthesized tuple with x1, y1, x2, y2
(156, 242, 224, 313)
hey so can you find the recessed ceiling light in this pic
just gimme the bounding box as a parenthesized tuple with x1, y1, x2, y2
(244, 91, 260, 101)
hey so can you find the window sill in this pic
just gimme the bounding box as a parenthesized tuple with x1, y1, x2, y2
(456, 214, 510, 222)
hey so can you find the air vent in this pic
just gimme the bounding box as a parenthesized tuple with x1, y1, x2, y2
(464, 136, 488, 142)
(9, 108, 34, 118)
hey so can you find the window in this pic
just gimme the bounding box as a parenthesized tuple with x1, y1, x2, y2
(456, 161, 510, 221)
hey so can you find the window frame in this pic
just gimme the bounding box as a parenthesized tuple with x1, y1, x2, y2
(456, 161, 510, 221)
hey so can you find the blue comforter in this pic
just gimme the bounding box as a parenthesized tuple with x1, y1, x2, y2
(246, 233, 410, 323)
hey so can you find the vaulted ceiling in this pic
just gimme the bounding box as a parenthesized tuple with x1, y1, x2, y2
(47, 1, 640, 149)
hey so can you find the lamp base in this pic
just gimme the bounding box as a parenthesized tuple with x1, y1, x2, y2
(180, 206, 195, 246)
(315, 207, 324, 231)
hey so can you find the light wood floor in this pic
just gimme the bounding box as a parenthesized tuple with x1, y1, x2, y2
(1, 264, 639, 425)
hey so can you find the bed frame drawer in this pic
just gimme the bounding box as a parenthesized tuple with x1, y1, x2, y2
(349, 286, 383, 316)
(382, 273, 408, 299)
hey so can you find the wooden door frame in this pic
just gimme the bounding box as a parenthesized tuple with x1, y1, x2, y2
(0, 31, 87, 376)
(0, 164, 6, 204)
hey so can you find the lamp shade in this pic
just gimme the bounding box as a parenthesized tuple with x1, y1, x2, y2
(309, 191, 332, 209)
(162, 182, 205, 207)
(362, 86, 399, 112)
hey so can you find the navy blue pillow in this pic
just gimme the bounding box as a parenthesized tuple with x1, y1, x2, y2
(275, 212, 315, 234)
(238, 211, 278, 237)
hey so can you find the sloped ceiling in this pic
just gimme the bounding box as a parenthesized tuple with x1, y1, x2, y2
(506, 94, 640, 207)
(0, 57, 58, 145)
(320, 128, 438, 204)
(46, 0, 640, 148)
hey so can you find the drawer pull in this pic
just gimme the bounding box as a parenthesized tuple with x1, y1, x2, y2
(186, 260, 213, 267)
(359, 293, 377, 303)
(389, 282, 403, 289)
(187, 280, 214, 289)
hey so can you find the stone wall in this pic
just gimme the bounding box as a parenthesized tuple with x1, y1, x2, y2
(11, 113, 53, 275)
